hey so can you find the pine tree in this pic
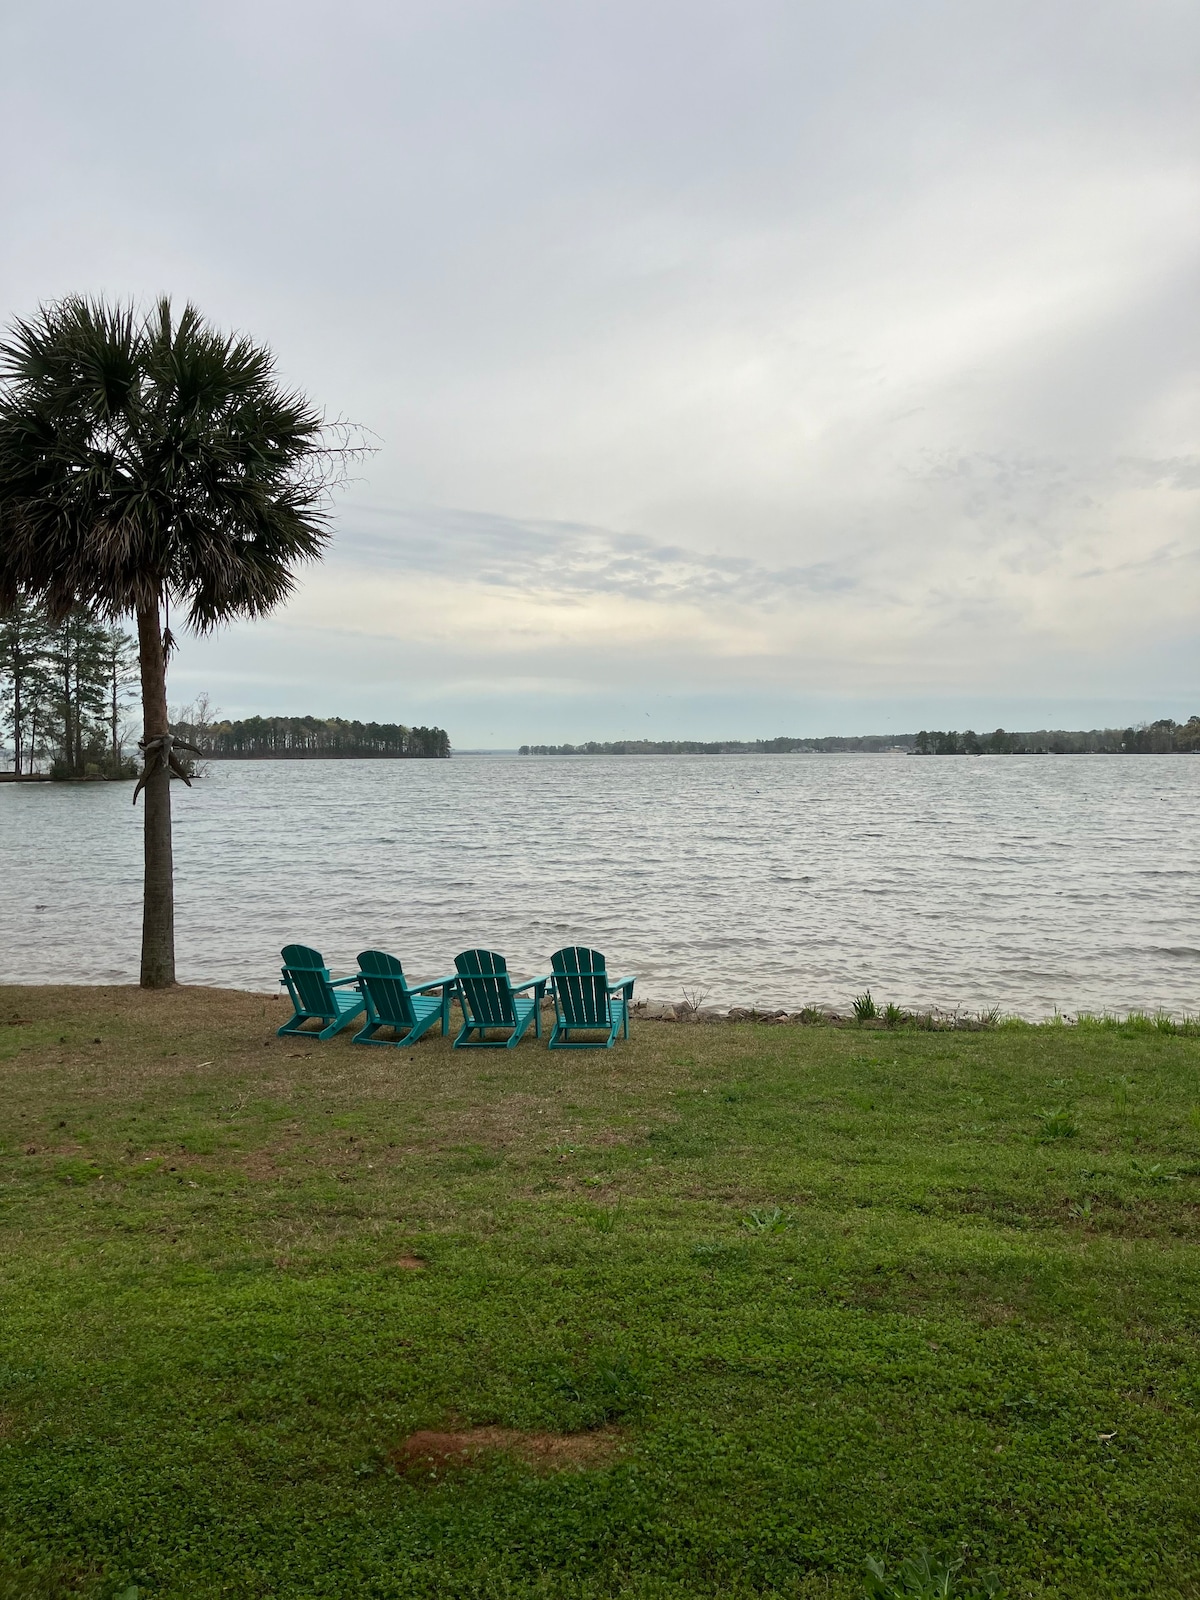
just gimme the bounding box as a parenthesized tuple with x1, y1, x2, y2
(100, 623, 139, 776)
(0, 597, 49, 774)
(0, 599, 140, 777)
(44, 610, 110, 778)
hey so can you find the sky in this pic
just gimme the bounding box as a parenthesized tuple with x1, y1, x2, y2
(1, 0, 1197, 747)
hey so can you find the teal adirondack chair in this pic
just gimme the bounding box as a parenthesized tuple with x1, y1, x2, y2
(548, 947, 635, 1049)
(277, 944, 366, 1039)
(453, 949, 549, 1049)
(352, 949, 456, 1047)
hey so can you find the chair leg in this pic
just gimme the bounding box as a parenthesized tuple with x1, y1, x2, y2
(405, 1013, 441, 1047)
(549, 1010, 628, 1049)
(455, 1020, 505, 1049)
(277, 1013, 310, 1037)
(318, 1006, 362, 1040)
(507, 1007, 535, 1048)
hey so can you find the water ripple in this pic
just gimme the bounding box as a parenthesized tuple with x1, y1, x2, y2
(1, 753, 1198, 1017)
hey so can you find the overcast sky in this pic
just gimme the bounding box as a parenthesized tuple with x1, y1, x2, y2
(2, 0, 1197, 745)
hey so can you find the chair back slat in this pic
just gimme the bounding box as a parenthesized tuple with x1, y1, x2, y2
(357, 949, 416, 1030)
(281, 944, 334, 1014)
(552, 946, 609, 1027)
(455, 949, 515, 1027)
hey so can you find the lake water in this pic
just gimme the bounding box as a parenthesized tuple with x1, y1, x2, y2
(1, 754, 1197, 1018)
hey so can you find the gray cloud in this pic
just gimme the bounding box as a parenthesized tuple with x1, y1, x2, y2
(1, 0, 1197, 742)
(339, 506, 859, 606)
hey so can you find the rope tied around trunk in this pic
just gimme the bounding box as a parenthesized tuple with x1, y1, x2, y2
(132, 733, 202, 805)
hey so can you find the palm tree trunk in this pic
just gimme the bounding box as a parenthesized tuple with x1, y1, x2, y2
(137, 597, 175, 987)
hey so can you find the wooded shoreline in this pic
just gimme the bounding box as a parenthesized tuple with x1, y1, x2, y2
(180, 750, 451, 761)
(521, 717, 1200, 756)
(171, 713, 451, 760)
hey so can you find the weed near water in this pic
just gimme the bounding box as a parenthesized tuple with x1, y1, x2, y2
(3, 986, 1200, 1597)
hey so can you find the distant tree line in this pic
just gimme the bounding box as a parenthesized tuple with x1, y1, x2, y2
(0, 597, 138, 778)
(1119, 717, 1200, 753)
(911, 728, 1120, 754)
(913, 720, 1200, 753)
(171, 713, 451, 759)
(519, 736, 910, 755)
(0, 602, 452, 775)
(521, 720, 1200, 757)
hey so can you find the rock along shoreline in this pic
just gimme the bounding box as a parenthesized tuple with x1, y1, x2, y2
(627, 1000, 1199, 1030)
(628, 999, 1003, 1031)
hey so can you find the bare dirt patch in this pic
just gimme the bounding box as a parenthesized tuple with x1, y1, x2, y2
(395, 1254, 426, 1269)
(239, 1150, 284, 1181)
(390, 1425, 625, 1477)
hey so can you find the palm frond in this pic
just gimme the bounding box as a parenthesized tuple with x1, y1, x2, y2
(0, 296, 360, 627)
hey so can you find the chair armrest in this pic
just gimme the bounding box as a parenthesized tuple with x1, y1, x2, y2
(409, 974, 458, 995)
(607, 976, 636, 996)
(510, 975, 551, 994)
(330, 975, 361, 988)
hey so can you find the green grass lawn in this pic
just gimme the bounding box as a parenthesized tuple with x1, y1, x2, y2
(2, 987, 1200, 1600)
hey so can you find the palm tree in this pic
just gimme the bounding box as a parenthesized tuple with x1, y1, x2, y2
(0, 297, 348, 986)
